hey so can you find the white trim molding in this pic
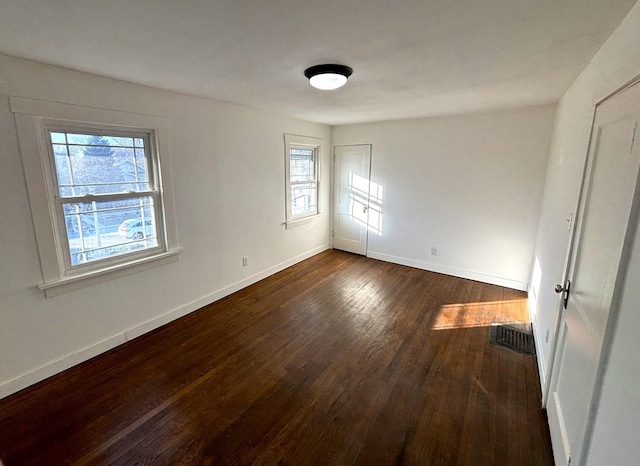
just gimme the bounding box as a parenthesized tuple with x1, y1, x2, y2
(11, 96, 180, 296)
(528, 285, 548, 393)
(284, 133, 323, 226)
(366, 250, 529, 291)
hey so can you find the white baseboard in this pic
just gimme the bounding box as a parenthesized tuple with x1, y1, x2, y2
(548, 391, 571, 466)
(528, 286, 548, 396)
(0, 244, 329, 400)
(0, 335, 125, 400)
(366, 251, 529, 291)
(124, 243, 329, 341)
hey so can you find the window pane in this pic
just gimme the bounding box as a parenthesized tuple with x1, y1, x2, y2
(290, 148, 315, 182)
(66, 133, 134, 148)
(291, 183, 317, 217)
(134, 148, 149, 182)
(63, 197, 159, 266)
(50, 131, 150, 196)
(53, 144, 72, 187)
(51, 132, 67, 144)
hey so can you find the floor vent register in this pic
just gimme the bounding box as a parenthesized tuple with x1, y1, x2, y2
(489, 324, 536, 356)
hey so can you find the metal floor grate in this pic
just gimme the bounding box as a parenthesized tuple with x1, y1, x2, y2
(489, 324, 536, 356)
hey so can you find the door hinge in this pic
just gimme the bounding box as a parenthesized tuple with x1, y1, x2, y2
(566, 213, 573, 231)
(331, 229, 335, 237)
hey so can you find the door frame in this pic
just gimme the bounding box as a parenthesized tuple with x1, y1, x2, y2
(543, 74, 640, 465)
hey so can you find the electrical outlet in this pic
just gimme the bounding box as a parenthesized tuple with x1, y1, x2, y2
(431, 247, 438, 256)
(242, 256, 248, 267)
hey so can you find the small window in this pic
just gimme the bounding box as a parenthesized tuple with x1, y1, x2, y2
(285, 134, 321, 224)
(12, 97, 180, 296)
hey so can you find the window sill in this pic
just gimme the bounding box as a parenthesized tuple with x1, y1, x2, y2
(38, 249, 181, 297)
(285, 212, 326, 229)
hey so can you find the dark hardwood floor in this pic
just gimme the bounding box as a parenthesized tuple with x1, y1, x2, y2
(0, 250, 554, 465)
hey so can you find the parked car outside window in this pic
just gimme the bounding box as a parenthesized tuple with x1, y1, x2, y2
(118, 218, 155, 240)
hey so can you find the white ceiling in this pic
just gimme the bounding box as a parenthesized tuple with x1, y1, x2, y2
(0, 0, 636, 125)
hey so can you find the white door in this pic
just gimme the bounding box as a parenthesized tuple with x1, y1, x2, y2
(333, 145, 372, 255)
(547, 81, 640, 466)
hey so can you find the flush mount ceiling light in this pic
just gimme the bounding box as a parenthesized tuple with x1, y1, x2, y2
(304, 64, 353, 90)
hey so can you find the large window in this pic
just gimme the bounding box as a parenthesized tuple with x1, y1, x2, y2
(12, 97, 180, 296)
(285, 134, 321, 225)
(48, 128, 162, 269)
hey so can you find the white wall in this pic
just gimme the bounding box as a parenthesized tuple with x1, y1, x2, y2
(332, 106, 555, 291)
(530, 1, 640, 390)
(0, 55, 331, 398)
(530, 1, 640, 464)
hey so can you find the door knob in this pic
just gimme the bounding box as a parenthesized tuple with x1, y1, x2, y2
(554, 280, 571, 309)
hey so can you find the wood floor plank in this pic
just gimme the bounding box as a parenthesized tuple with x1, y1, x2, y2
(0, 250, 554, 465)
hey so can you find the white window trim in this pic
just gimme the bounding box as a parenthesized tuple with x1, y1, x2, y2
(284, 134, 323, 228)
(11, 97, 181, 297)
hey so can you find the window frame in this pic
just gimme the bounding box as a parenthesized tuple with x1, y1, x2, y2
(284, 134, 322, 227)
(11, 97, 180, 297)
(44, 124, 165, 273)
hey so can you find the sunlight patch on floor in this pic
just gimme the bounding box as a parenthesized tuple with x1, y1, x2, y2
(432, 298, 529, 330)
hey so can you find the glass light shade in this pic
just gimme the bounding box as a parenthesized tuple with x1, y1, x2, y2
(309, 73, 348, 90)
